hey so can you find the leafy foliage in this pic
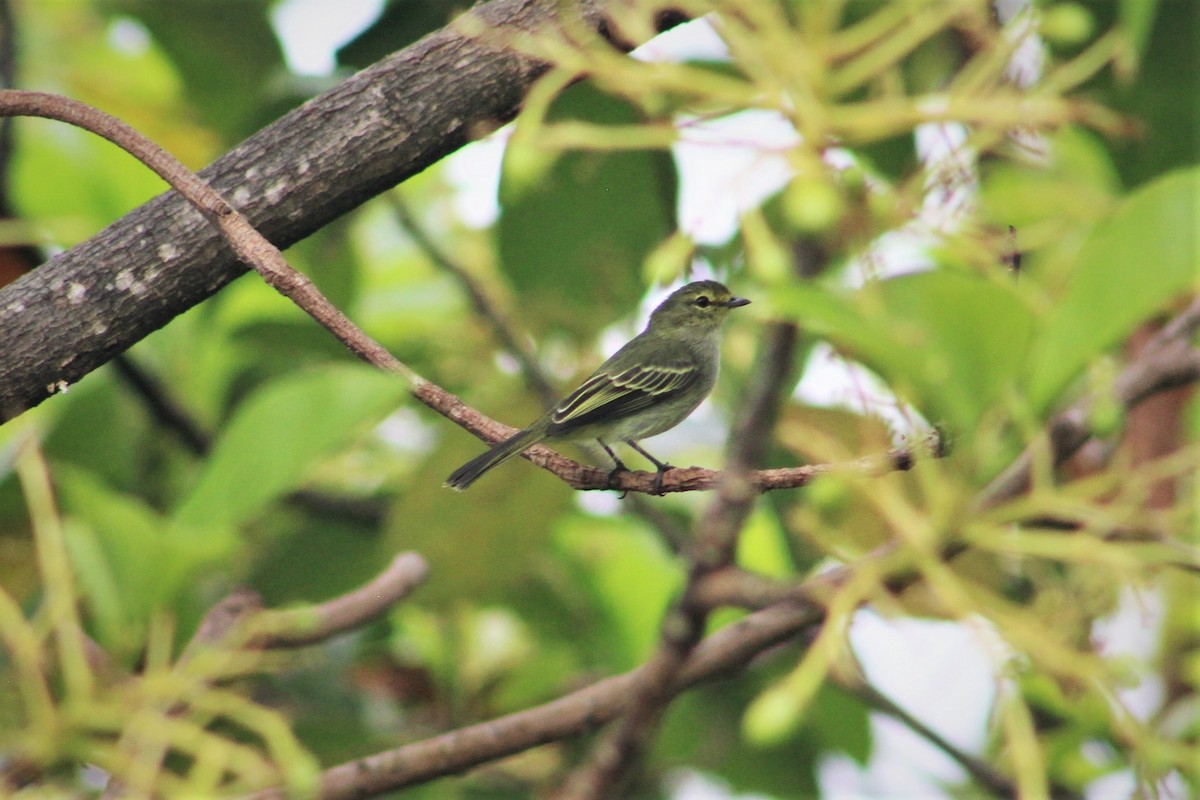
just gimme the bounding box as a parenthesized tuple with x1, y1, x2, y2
(0, 1, 1196, 798)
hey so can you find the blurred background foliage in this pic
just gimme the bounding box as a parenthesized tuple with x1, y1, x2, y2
(0, 0, 1197, 798)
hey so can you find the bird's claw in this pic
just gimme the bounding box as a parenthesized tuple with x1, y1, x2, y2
(606, 460, 630, 498)
(604, 452, 673, 497)
(651, 464, 674, 496)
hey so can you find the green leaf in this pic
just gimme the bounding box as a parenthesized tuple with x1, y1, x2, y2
(57, 467, 236, 655)
(775, 270, 1036, 432)
(980, 126, 1119, 230)
(12, 121, 169, 244)
(174, 364, 409, 528)
(100, 0, 289, 138)
(1029, 167, 1200, 411)
(497, 81, 677, 336)
(736, 507, 795, 579)
(553, 515, 682, 671)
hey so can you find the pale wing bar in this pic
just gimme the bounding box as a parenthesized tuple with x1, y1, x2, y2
(549, 362, 697, 432)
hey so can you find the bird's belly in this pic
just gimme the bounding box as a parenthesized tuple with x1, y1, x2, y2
(603, 391, 708, 442)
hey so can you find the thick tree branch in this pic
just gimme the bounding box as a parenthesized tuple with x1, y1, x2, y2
(0, 0, 687, 421)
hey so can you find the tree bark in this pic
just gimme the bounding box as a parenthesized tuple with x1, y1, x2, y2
(0, 0, 685, 421)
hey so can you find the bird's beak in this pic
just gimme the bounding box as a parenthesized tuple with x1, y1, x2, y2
(726, 296, 751, 308)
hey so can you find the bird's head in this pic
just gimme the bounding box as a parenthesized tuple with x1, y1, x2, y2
(647, 280, 751, 333)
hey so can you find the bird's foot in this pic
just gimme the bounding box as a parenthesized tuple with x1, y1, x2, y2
(606, 457, 631, 497)
(651, 464, 675, 496)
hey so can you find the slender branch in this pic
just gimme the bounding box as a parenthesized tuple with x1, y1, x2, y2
(110, 354, 214, 455)
(848, 679, 1039, 799)
(435, 392, 921, 494)
(180, 552, 428, 659)
(247, 553, 428, 648)
(388, 193, 559, 408)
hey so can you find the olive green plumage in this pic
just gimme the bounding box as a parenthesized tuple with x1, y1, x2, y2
(445, 280, 750, 491)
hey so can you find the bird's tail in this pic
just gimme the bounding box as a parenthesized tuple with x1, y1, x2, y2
(444, 426, 545, 491)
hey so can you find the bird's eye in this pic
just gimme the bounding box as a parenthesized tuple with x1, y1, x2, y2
(693, 296, 711, 308)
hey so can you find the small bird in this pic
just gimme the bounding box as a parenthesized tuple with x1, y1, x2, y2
(445, 280, 750, 492)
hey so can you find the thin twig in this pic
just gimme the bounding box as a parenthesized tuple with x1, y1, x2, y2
(110, 354, 213, 455)
(180, 553, 428, 659)
(247, 552, 429, 648)
(388, 193, 558, 407)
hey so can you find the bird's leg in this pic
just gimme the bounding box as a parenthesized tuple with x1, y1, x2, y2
(597, 439, 629, 494)
(626, 439, 673, 495)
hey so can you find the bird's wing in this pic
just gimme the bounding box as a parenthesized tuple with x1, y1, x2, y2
(548, 360, 699, 434)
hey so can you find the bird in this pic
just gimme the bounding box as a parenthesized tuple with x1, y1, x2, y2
(445, 280, 750, 493)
